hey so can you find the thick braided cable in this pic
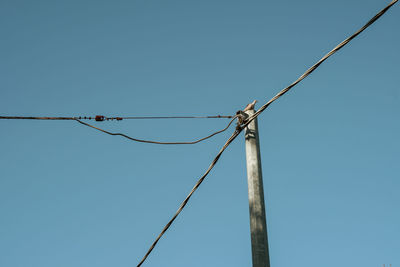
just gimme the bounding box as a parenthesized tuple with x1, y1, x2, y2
(137, 1, 398, 265)
(137, 128, 242, 266)
(246, 0, 399, 125)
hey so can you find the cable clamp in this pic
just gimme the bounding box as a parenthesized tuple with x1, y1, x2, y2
(236, 110, 248, 124)
(95, 115, 105, 121)
(235, 110, 249, 131)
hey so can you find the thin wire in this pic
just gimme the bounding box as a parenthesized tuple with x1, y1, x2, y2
(0, 116, 75, 120)
(136, 1, 398, 266)
(75, 116, 237, 145)
(121, 115, 234, 119)
(0, 115, 236, 144)
(0, 115, 234, 121)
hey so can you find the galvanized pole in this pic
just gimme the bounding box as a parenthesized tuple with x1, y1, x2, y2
(244, 107, 270, 267)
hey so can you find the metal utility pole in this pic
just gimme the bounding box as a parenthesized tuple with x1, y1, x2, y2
(244, 107, 270, 267)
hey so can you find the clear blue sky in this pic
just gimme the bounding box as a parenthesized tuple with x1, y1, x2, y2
(0, 0, 399, 266)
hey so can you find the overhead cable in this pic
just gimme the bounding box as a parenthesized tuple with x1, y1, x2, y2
(0, 116, 76, 120)
(0, 115, 234, 121)
(0, 115, 237, 145)
(75, 116, 237, 145)
(121, 115, 234, 119)
(246, 0, 399, 125)
(136, 1, 398, 265)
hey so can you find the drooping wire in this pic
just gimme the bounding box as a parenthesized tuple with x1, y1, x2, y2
(136, 1, 398, 265)
(0, 114, 237, 145)
(75, 116, 237, 145)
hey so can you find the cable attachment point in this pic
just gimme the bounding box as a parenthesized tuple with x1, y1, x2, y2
(94, 116, 123, 121)
(235, 110, 249, 131)
(95, 115, 105, 121)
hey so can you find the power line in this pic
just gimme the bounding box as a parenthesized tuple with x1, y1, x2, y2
(0, 116, 76, 120)
(246, 0, 399, 125)
(0, 115, 234, 121)
(122, 115, 234, 119)
(0, 114, 238, 145)
(76, 116, 238, 145)
(137, 129, 241, 267)
(136, 1, 398, 266)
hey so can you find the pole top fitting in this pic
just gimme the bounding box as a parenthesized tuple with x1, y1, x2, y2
(243, 100, 257, 111)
